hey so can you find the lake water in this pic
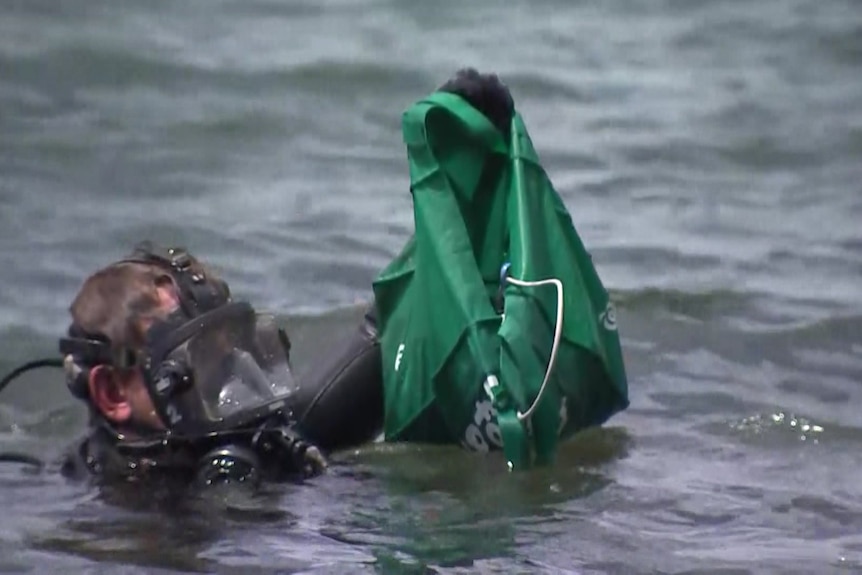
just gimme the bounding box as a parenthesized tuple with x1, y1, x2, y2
(1, 0, 861, 573)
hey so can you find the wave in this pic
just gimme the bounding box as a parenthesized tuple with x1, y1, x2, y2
(611, 285, 862, 335)
(1, 45, 432, 97)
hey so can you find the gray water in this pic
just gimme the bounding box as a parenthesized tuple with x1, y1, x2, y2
(1, 0, 861, 573)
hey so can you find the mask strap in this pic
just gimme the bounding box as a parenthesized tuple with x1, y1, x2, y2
(121, 241, 229, 317)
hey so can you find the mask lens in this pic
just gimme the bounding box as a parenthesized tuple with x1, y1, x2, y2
(215, 349, 287, 417)
(161, 305, 296, 426)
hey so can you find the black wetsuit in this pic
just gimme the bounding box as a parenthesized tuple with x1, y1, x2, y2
(61, 306, 384, 484)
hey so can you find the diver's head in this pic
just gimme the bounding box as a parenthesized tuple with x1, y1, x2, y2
(66, 254, 193, 434)
(59, 242, 297, 440)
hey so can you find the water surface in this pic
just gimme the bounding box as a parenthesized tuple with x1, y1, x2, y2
(1, 0, 861, 572)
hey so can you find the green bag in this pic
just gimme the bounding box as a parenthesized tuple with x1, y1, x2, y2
(372, 92, 629, 470)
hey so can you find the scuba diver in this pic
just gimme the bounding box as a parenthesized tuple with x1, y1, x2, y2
(53, 241, 385, 487)
(0, 68, 519, 487)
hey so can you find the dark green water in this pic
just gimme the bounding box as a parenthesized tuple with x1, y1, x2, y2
(1, 0, 861, 573)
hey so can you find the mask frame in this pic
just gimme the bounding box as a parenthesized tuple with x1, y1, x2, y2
(145, 301, 298, 434)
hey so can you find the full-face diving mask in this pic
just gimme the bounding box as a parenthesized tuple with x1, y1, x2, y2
(139, 300, 298, 434)
(61, 299, 298, 436)
(59, 242, 299, 437)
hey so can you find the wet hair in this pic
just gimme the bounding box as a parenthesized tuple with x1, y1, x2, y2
(69, 250, 229, 353)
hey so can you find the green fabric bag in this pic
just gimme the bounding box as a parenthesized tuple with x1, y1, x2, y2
(372, 91, 628, 469)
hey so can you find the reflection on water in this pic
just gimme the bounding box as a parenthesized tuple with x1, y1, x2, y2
(332, 427, 631, 571)
(19, 427, 629, 573)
